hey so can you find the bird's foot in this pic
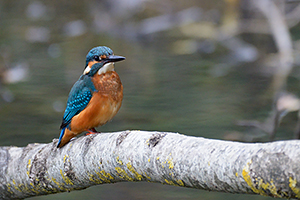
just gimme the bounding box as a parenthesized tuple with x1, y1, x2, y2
(86, 128, 101, 135)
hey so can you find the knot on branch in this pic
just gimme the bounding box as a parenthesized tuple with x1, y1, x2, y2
(148, 132, 167, 148)
(116, 130, 131, 146)
(28, 146, 49, 187)
(244, 151, 298, 198)
(63, 155, 76, 182)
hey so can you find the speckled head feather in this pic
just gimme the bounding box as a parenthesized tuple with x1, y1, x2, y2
(85, 46, 113, 67)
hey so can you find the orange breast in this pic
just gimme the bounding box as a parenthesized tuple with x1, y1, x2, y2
(70, 71, 123, 134)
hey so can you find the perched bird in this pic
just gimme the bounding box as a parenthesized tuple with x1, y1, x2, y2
(57, 46, 125, 148)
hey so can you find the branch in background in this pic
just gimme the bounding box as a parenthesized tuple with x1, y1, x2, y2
(236, 0, 297, 140)
(0, 130, 300, 199)
(236, 92, 300, 140)
(253, 0, 294, 93)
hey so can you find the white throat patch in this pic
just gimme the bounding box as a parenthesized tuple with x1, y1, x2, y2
(83, 62, 115, 75)
(97, 62, 115, 75)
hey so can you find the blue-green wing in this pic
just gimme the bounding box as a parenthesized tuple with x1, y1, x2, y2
(60, 77, 93, 129)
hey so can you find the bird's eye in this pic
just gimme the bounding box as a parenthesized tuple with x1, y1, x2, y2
(94, 55, 101, 61)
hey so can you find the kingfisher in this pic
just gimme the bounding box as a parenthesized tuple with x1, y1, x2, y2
(57, 46, 125, 148)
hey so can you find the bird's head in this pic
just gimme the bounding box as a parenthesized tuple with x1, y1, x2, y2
(84, 46, 125, 76)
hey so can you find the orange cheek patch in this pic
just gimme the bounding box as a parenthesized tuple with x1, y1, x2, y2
(88, 60, 98, 68)
(100, 55, 107, 60)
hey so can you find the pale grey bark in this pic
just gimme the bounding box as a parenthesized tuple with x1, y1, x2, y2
(0, 130, 300, 199)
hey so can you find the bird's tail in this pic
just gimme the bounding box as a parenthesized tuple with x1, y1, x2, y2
(57, 128, 66, 148)
(57, 127, 75, 148)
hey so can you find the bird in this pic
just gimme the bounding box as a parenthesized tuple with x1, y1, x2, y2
(57, 46, 125, 148)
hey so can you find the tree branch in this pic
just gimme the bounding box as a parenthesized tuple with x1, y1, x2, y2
(1, 130, 300, 199)
(253, 0, 294, 93)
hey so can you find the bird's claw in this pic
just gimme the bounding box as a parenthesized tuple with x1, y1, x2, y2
(86, 128, 101, 135)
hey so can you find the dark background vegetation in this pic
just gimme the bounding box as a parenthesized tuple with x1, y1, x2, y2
(1, 0, 300, 199)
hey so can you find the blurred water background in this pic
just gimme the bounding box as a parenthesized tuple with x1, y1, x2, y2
(1, 0, 300, 199)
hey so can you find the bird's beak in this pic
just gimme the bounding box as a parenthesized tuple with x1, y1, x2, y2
(106, 55, 125, 63)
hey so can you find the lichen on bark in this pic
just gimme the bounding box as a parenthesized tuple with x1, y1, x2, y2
(0, 130, 300, 200)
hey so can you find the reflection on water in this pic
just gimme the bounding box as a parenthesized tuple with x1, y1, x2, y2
(1, 1, 299, 200)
